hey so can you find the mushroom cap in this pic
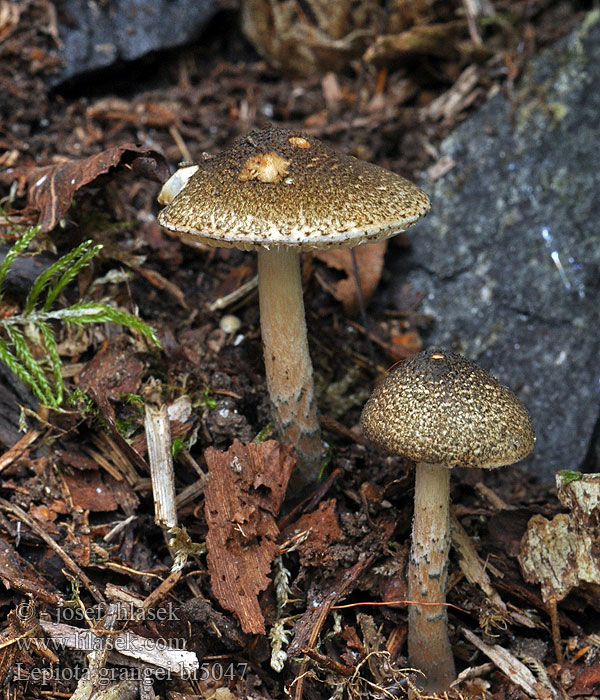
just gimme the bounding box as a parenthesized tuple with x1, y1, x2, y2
(361, 349, 535, 469)
(158, 126, 430, 251)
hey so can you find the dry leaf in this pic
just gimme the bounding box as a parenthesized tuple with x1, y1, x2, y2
(569, 664, 600, 696)
(0, 144, 169, 232)
(78, 342, 145, 426)
(63, 471, 119, 512)
(314, 241, 387, 315)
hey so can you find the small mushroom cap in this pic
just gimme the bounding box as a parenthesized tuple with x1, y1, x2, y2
(361, 349, 535, 469)
(158, 126, 430, 251)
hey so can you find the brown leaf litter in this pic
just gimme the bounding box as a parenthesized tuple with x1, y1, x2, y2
(314, 241, 388, 316)
(0, 144, 169, 232)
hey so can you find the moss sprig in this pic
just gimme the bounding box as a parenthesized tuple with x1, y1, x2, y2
(0, 226, 159, 408)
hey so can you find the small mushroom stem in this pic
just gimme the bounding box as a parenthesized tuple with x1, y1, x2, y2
(408, 461, 456, 693)
(257, 246, 324, 485)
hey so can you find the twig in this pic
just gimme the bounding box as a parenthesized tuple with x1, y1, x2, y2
(168, 124, 193, 164)
(145, 403, 178, 530)
(39, 620, 198, 676)
(548, 596, 564, 665)
(462, 628, 538, 697)
(0, 429, 41, 473)
(290, 554, 376, 700)
(139, 569, 183, 613)
(208, 275, 258, 311)
(103, 515, 137, 543)
(300, 647, 354, 677)
(321, 414, 369, 447)
(474, 482, 512, 511)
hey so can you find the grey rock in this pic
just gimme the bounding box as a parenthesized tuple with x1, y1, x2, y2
(388, 11, 600, 482)
(54, 0, 219, 85)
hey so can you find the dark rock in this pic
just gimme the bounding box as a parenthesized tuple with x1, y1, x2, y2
(387, 11, 600, 482)
(54, 0, 219, 86)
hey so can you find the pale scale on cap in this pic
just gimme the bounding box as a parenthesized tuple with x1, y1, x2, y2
(158, 126, 430, 251)
(361, 349, 535, 468)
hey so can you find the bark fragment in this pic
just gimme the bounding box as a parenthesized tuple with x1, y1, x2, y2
(204, 439, 295, 634)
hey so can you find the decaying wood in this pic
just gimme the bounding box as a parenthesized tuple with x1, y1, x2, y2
(144, 403, 177, 530)
(39, 620, 199, 676)
(519, 474, 600, 603)
(462, 628, 540, 697)
(0, 429, 41, 474)
(81, 603, 118, 698)
(282, 499, 344, 568)
(71, 679, 138, 700)
(288, 514, 399, 699)
(450, 511, 505, 610)
(519, 476, 600, 664)
(204, 439, 295, 635)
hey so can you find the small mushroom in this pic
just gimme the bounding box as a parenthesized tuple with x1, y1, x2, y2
(158, 126, 429, 488)
(360, 348, 535, 693)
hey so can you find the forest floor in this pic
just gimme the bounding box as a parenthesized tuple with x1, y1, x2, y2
(1, 1, 599, 699)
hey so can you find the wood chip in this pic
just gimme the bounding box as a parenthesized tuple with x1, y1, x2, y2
(519, 474, 600, 603)
(39, 620, 198, 676)
(462, 628, 539, 697)
(145, 402, 177, 529)
(204, 440, 295, 634)
(283, 499, 344, 567)
(450, 512, 505, 610)
(0, 429, 41, 474)
(63, 471, 119, 512)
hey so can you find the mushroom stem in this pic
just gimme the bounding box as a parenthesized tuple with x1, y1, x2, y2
(408, 461, 456, 693)
(257, 246, 323, 484)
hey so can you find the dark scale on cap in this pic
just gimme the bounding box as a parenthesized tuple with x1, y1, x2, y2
(158, 126, 430, 251)
(361, 349, 535, 469)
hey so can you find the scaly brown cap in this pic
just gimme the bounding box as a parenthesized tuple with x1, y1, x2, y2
(361, 349, 535, 468)
(158, 126, 430, 251)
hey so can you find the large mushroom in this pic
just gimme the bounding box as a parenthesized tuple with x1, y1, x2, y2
(361, 348, 535, 693)
(158, 126, 430, 487)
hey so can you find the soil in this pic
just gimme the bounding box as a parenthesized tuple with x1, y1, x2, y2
(1, 2, 599, 699)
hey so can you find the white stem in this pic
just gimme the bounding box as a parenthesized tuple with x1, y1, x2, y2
(408, 461, 456, 693)
(257, 247, 323, 485)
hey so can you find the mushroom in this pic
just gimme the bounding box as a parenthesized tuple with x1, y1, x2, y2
(158, 126, 430, 487)
(360, 348, 535, 693)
